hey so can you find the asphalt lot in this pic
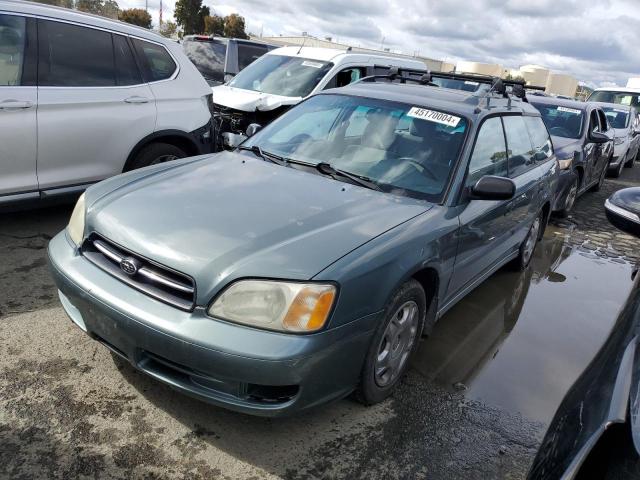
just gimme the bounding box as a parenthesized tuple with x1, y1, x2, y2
(1, 164, 640, 479)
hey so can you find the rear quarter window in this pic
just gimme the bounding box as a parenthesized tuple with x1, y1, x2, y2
(132, 39, 176, 82)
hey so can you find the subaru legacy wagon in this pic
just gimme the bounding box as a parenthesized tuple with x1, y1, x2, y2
(49, 73, 558, 416)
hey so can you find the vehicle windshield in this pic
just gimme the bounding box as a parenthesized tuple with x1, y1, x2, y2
(183, 39, 227, 86)
(531, 103, 585, 139)
(602, 107, 630, 129)
(228, 54, 333, 98)
(431, 77, 482, 92)
(589, 90, 640, 109)
(243, 94, 468, 201)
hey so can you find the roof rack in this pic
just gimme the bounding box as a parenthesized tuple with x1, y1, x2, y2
(358, 67, 532, 102)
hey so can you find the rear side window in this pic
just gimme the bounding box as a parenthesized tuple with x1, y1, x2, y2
(524, 116, 554, 162)
(0, 14, 26, 86)
(113, 34, 141, 86)
(132, 39, 176, 82)
(503, 115, 535, 177)
(237, 43, 267, 70)
(38, 20, 115, 87)
(466, 117, 508, 187)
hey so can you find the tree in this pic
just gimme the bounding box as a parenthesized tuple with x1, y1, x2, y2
(159, 21, 178, 38)
(174, 0, 210, 35)
(204, 15, 224, 36)
(119, 8, 152, 28)
(76, 0, 120, 19)
(223, 13, 248, 39)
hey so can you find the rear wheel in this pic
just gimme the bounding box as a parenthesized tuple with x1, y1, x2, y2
(355, 280, 426, 405)
(511, 212, 543, 271)
(126, 142, 187, 171)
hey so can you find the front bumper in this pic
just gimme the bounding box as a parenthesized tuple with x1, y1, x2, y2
(48, 232, 379, 416)
(552, 169, 578, 212)
(189, 119, 214, 154)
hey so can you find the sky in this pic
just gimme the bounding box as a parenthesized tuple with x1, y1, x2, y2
(120, 0, 640, 88)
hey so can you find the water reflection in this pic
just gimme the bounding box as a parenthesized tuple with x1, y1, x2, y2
(412, 226, 635, 424)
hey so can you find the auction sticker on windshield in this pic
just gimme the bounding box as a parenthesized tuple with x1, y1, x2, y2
(407, 107, 461, 127)
(301, 61, 324, 69)
(558, 106, 582, 115)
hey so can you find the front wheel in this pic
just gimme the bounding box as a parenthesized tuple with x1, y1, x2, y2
(126, 142, 187, 171)
(591, 164, 607, 192)
(556, 178, 578, 218)
(511, 212, 543, 271)
(355, 280, 426, 405)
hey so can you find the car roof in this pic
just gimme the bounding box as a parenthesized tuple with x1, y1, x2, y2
(592, 86, 640, 94)
(528, 95, 590, 111)
(266, 46, 426, 68)
(0, 0, 169, 43)
(321, 81, 541, 119)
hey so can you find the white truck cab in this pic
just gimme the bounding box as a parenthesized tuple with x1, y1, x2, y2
(210, 46, 427, 149)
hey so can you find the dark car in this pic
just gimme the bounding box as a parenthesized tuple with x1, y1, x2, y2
(182, 35, 277, 86)
(528, 188, 640, 479)
(592, 102, 640, 177)
(530, 97, 614, 217)
(48, 73, 558, 416)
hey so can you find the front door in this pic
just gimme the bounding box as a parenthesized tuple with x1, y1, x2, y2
(0, 14, 37, 196)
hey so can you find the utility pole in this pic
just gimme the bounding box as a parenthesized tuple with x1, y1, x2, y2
(159, 0, 163, 25)
(145, 0, 148, 11)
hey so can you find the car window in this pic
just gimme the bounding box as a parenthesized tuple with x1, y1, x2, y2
(602, 107, 630, 129)
(466, 117, 508, 187)
(597, 109, 609, 132)
(335, 67, 365, 88)
(589, 110, 600, 134)
(589, 91, 640, 109)
(183, 38, 226, 84)
(504, 116, 536, 177)
(0, 14, 26, 86)
(524, 116, 554, 162)
(245, 94, 468, 202)
(113, 34, 141, 86)
(530, 102, 584, 139)
(38, 20, 115, 87)
(237, 43, 268, 70)
(132, 39, 176, 82)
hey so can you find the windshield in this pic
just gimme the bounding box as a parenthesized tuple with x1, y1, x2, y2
(589, 90, 640, 109)
(531, 103, 585, 139)
(183, 39, 227, 85)
(243, 94, 468, 201)
(228, 54, 333, 98)
(431, 77, 482, 92)
(602, 107, 630, 129)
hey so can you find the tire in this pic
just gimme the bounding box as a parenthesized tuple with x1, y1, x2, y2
(556, 177, 578, 218)
(591, 163, 608, 192)
(355, 279, 426, 405)
(611, 157, 624, 178)
(510, 211, 543, 271)
(625, 153, 635, 168)
(126, 142, 187, 171)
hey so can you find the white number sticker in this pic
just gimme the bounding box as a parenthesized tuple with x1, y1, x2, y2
(464, 81, 480, 86)
(557, 106, 582, 115)
(407, 107, 461, 127)
(301, 61, 323, 69)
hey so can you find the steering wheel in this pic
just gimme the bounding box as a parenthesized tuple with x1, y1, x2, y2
(396, 157, 439, 181)
(549, 126, 572, 137)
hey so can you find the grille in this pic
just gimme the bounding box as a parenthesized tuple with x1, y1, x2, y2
(82, 234, 196, 311)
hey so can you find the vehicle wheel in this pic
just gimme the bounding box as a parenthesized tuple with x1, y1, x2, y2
(591, 164, 608, 192)
(355, 279, 426, 405)
(556, 178, 578, 217)
(611, 157, 625, 178)
(126, 143, 187, 171)
(625, 154, 635, 168)
(511, 212, 543, 271)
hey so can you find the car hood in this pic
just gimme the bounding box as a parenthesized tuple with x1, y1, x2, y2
(212, 84, 302, 112)
(86, 152, 431, 303)
(551, 135, 581, 157)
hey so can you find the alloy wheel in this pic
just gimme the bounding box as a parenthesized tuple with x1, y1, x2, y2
(374, 301, 419, 387)
(150, 154, 179, 166)
(522, 216, 541, 266)
(565, 181, 578, 212)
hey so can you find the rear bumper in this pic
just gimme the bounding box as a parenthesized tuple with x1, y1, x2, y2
(48, 231, 379, 416)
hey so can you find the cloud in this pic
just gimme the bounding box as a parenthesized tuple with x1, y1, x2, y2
(119, 0, 640, 87)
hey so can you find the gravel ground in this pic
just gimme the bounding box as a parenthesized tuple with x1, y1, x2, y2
(1, 163, 639, 480)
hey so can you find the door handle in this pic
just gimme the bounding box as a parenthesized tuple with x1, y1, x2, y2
(124, 96, 150, 104)
(0, 100, 34, 110)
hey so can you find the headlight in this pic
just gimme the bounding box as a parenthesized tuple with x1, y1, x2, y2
(209, 280, 336, 333)
(557, 156, 573, 170)
(67, 193, 86, 246)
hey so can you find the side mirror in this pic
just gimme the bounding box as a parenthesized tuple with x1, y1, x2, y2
(605, 187, 640, 238)
(589, 131, 609, 144)
(221, 132, 247, 150)
(470, 176, 516, 201)
(246, 123, 262, 137)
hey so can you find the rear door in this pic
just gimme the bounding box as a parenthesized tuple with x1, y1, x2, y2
(36, 20, 156, 190)
(0, 14, 37, 196)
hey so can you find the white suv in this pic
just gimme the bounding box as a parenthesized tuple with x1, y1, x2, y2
(0, 0, 213, 205)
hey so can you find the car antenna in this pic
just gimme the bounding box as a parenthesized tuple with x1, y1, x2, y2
(296, 35, 307, 55)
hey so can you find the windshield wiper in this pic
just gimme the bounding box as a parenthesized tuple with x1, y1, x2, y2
(239, 145, 288, 166)
(315, 163, 382, 191)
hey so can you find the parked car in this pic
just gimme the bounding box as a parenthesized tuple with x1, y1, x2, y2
(48, 72, 557, 416)
(592, 102, 640, 176)
(588, 86, 640, 110)
(209, 46, 426, 150)
(0, 0, 214, 207)
(530, 96, 614, 217)
(528, 187, 640, 480)
(182, 35, 277, 86)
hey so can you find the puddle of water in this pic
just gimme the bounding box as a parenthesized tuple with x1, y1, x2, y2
(412, 225, 635, 425)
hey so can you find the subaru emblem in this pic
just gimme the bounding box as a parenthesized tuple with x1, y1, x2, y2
(120, 257, 139, 275)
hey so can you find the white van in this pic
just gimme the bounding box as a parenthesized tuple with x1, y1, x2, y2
(0, 0, 213, 205)
(588, 87, 640, 110)
(210, 46, 427, 148)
